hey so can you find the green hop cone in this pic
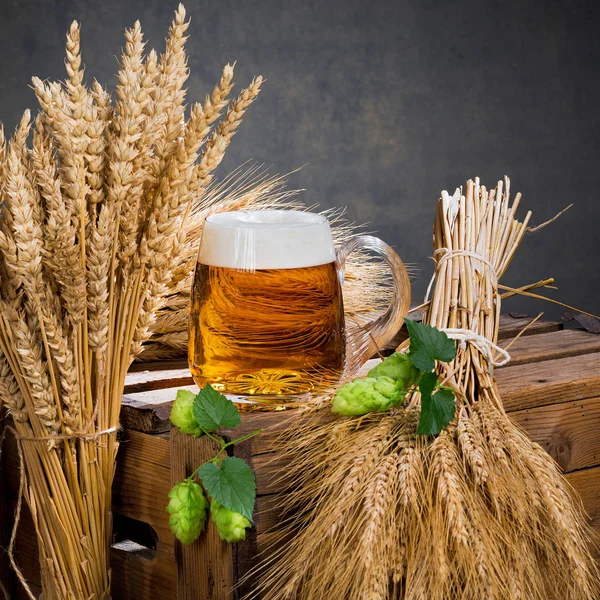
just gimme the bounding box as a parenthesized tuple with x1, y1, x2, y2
(210, 500, 252, 543)
(170, 389, 202, 436)
(368, 352, 419, 390)
(166, 480, 208, 545)
(331, 376, 404, 416)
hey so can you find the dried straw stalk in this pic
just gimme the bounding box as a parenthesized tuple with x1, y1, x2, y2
(249, 177, 600, 600)
(141, 165, 395, 361)
(0, 6, 262, 598)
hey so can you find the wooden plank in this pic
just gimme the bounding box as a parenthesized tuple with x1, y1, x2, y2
(120, 386, 197, 433)
(255, 494, 281, 536)
(111, 542, 176, 600)
(250, 453, 293, 497)
(120, 398, 176, 434)
(500, 329, 600, 367)
(565, 466, 600, 557)
(129, 359, 188, 373)
(511, 397, 600, 473)
(497, 353, 600, 412)
(121, 345, 600, 461)
(112, 430, 174, 544)
(125, 366, 193, 394)
(497, 315, 562, 339)
(170, 427, 234, 600)
(117, 349, 600, 473)
(120, 317, 565, 434)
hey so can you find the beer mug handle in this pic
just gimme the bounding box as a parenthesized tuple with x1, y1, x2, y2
(336, 235, 411, 372)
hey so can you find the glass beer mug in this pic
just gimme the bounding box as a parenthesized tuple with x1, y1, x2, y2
(189, 210, 410, 397)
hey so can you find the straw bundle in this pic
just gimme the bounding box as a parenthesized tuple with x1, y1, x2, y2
(0, 6, 263, 598)
(250, 177, 600, 599)
(140, 167, 394, 362)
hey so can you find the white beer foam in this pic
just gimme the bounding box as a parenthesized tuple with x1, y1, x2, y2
(199, 210, 336, 269)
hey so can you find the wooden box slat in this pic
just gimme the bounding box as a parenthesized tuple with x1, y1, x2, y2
(170, 428, 233, 600)
(511, 396, 600, 473)
(498, 352, 600, 412)
(499, 329, 600, 366)
(496, 315, 563, 339)
(111, 543, 177, 599)
(112, 431, 173, 544)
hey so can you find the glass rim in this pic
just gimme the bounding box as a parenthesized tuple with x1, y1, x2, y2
(204, 209, 328, 229)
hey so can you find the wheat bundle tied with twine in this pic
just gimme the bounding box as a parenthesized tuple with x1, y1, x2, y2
(0, 5, 267, 598)
(249, 177, 600, 600)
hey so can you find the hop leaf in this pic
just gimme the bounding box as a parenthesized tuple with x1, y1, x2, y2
(193, 384, 241, 432)
(368, 352, 419, 389)
(166, 480, 209, 545)
(210, 500, 252, 543)
(198, 456, 256, 521)
(405, 319, 456, 372)
(170, 389, 202, 437)
(416, 371, 456, 435)
(332, 376, 404, 416)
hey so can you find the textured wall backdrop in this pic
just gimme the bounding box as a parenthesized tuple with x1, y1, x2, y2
(0, 0, 598, 318)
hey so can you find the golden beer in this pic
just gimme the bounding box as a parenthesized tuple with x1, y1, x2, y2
(189, 210, 411, 398)
(189, 262, 345, 395)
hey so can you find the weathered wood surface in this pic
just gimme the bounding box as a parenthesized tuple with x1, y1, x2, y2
(565, 466, 600, 558)
(111, 542, 176, 600)
(113, 430, 173, 544)
(565, 467, 600, 558)
(118, 334, 600, 462)
(498, 352, 600, 412)
(121, 316, 564, 433)
(499, 329, 600, 366)
(511, 396, 600, 473)
(5, 320, 600, 600)
(170, 428, 234, 600)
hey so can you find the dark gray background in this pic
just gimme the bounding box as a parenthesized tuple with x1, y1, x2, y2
(0, 0, 598, 320)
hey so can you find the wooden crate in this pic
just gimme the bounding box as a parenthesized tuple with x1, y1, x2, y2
(2, 315, 600, 599)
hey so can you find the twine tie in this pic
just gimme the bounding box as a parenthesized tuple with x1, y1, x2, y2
(441, 328, 511, 368)
(425, 248, 498, 302)
(424, 248, 511, 369)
